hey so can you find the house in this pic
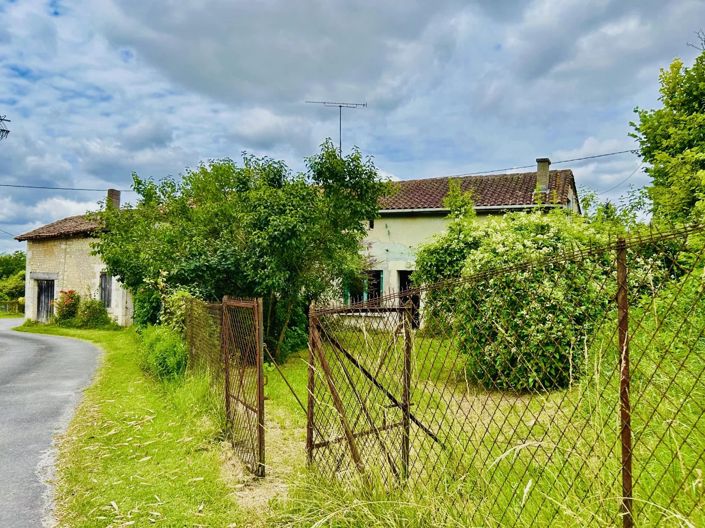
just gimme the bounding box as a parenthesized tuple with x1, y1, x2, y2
(350, 158, 580, 305)
(15, 190, 133, 325)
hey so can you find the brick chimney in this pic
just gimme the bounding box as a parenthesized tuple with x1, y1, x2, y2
(536, 157, 551, 192)
(107, 188, 121, 209)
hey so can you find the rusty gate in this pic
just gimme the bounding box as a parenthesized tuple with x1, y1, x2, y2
(222, 297, 265, 477)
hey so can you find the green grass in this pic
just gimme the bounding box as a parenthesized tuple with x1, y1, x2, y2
(0, 311, 22, 318)
(16, 324, 245, 527)
(266, 271, 705, 527)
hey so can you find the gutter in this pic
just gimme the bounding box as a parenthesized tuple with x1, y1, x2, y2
(378, 203, 562, 216)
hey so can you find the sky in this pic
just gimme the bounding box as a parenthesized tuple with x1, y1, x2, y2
(1, 0, 704, 253)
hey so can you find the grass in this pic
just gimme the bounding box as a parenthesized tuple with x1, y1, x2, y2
(266, 270, 705, 527)
(16, 324, 246, 527)
(0, 310, 22, 318)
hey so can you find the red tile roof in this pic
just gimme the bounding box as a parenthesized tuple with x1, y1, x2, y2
(379, 169, 577, 211)
(15, 214, 99, 241)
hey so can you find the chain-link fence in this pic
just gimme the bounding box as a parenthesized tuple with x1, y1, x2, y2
(307, 225, 705, 527)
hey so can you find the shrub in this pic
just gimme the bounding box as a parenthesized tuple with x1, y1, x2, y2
(159, 290, 193, 336)
(77, 299, 113, 328)
(416, 209, 665, 392)
(133, 287, 161, 328)
(140, 325, 188, 380)
(55, 290, 81, 322)
(0, 270, 25, 300)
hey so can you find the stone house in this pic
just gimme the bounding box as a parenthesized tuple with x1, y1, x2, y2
(351, 158, 580, 310)
(15, 190, 133, 325)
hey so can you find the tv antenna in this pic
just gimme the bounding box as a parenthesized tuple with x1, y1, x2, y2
(0, 115, 10, 141)
(306, 100, 366, 155)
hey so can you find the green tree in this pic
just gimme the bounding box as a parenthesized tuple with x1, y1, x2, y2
(0, 251, 25, 279)
(94, 141, 387, 358)
(631, 43, 705, 221)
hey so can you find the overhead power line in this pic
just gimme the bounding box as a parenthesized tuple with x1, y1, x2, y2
(0, 227, 18, 239)
(0, 148, 639, 193)
(597, 163, 644, 196)
(0, 183, 133, 192)
(451, 149, 638, 178)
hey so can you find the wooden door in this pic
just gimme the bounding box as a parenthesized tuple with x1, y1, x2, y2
(36, 280, 55, 322)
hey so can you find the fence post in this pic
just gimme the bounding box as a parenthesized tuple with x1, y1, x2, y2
(402, 301, 413, 481)
(617, 238, 633, 528)
(256, 298, 266, 477)
(306, 305, 317, 465)
(220, 299, 232, 437)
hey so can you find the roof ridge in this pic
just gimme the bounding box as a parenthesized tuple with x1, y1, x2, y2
(393, 168, 572, 184)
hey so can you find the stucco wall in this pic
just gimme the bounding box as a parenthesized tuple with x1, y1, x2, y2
(24, 236, 133, 325)
(362, 215, 450, 293)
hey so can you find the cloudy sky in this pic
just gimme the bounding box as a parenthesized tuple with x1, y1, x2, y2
(1, 0, 704, 253)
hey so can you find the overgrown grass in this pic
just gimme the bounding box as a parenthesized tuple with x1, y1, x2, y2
(15, 324, 245, 527)
(0, 311, 22, 318)
(266, 270, 705, 527)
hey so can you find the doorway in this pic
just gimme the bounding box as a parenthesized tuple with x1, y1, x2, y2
(36, 280, 55, 323)
(398, 270, 420, 329)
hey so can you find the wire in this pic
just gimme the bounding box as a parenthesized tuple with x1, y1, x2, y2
(447, 149, 637, 178)
(0, 183, 133, 192)
(0, 148, 638, 193)
(597, 163, 644, 195)
(0, 227, 18, 238)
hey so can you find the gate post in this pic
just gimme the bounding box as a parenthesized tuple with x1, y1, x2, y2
(617, 238, 633, 528)
(256, 298, 266, 477)
(306, 304, 317, 465)
(220, 299, 232, 437)
(402, 301, 413, 481)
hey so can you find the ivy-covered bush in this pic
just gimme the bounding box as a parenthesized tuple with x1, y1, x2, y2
(159, 289, 193, 336)
(140, 325, 187, 380)
(416, 208, 663, 392)
(55, 290, 81, 322)
(133, 286, 161, 328)
(76, 299, 113, 328)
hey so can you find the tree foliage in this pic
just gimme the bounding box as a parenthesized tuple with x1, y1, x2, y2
(93, 141, 387, 358)
(0, 251, 25, 279)
(631, 44, 705, 221)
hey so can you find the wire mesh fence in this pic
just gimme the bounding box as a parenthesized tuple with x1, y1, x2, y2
(307, 225, 705, 527)
(186, 296, 265, 477)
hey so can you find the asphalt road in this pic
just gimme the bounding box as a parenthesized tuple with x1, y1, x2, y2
(0, 318, 100, 527)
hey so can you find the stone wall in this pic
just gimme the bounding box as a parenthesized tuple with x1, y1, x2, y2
(24, 236, 133, 325)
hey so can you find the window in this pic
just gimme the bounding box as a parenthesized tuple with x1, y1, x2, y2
(346, 270, 383, 305)
(99, 272, 112, 308)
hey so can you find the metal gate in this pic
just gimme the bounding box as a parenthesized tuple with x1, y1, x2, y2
(221, 298, 265, 477)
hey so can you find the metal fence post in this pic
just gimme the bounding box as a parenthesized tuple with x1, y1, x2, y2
(220, 299, 232, 437)
(402, 301, 413, 481)
(306, 305, 317, 465)
(256, 298, 266, 477)
(617, 238, 633, 528)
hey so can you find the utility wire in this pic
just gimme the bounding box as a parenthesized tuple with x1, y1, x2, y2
(0, 227, 18, 239)
(448, 149, 637, 178)
(0, 149, 638, 193)
(0, 183, 133, 192)
(597, 163, 644, 196)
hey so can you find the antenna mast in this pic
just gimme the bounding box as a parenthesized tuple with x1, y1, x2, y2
(0, 115, 10, 141)
(306, 100, 366, 155)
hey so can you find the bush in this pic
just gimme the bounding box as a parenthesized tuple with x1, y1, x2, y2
(416, 209, 664, 392)
(140, 325, 188, 380)
(133, 287, 161, 328)
(55, 290, 81, 322)
(77, 299, 113, 328)
(159, 290, 193, 336)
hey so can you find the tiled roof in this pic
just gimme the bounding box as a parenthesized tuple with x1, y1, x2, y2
(379, 169, 576, 211)
(15, 214, 99, 241)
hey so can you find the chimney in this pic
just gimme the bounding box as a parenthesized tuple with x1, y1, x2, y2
(536, 157, 550, 192)
(107, 188, 121, 209)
